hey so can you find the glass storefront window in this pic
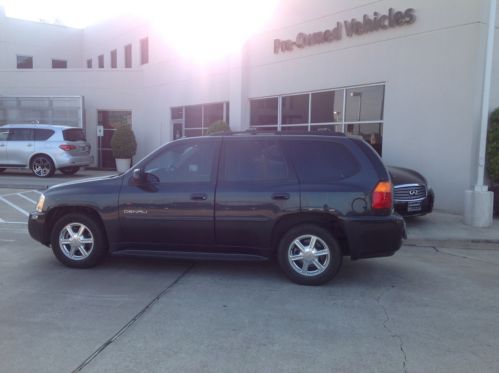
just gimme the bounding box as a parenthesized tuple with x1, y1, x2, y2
(185, 105, 202, 129)
(311, 90, 343, 123)
(282, 94, 309, 125)
(345, 122, 383, 155)
(203, 103, 224, 128)
(345, 85, 384, 122)
(250, 97, 278, 126)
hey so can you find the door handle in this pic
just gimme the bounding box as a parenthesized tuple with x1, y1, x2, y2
(272, 192, 290, 200)
(191, 193, 208, 201)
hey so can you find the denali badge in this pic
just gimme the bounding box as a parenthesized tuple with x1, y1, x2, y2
(123, 209, 148, 215)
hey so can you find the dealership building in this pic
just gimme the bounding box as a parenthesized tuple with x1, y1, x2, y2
(0, 0, 498, 220)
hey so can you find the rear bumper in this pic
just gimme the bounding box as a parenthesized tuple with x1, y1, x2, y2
(341, 214, 406, 260)
(54, 154, 94, 168)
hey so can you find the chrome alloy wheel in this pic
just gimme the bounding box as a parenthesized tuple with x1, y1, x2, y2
(58, 223, 95, 260)
(32, 157, 52, 177)
(287, 234, 331, 277)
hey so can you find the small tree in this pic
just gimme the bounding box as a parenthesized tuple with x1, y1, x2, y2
(206, 120, 230, 135)
(111, 124, 137, 159)
(487, 108, 499, 183)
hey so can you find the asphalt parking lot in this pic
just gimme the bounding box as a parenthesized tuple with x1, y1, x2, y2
(0, 187, 498, 373)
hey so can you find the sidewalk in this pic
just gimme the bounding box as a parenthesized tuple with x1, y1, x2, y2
(1, 168, 498, 247)
(405, 211, 499, 248)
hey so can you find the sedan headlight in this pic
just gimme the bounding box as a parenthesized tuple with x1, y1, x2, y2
(36, 194, 45, 212)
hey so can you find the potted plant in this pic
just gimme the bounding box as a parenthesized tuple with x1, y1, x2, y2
(206, 120, 230, 135)
(487, 107, 499, 216)
(111, 123, 137, 172)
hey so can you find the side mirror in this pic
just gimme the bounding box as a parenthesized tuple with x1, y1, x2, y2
(132, 168, 144, 184)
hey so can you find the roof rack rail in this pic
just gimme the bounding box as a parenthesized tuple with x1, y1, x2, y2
(208, 128, 346, 137)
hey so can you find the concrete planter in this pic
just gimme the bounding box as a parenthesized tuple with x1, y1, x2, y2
(490, 185, 499, 216)
(115, 158, 131, 173)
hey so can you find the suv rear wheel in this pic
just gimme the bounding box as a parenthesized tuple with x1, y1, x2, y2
(31, 155, 55, 177)
(50, 213, 106, 268)
(278, 224, 342, 286)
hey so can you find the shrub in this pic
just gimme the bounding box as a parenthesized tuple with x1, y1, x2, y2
(206, 120, 230, 135)
(111, 124, 137, 159)
(487, 108, 499, 183)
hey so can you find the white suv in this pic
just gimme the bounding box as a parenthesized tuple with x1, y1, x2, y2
(0, 124, 94, 177)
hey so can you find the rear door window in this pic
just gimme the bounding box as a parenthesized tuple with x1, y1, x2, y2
(7, 128, 33, 141)
(63, 129, 86, 141)
(34, 129, 55, 141)
(284, 140, 360, 183)
(222, 139, 290, 182)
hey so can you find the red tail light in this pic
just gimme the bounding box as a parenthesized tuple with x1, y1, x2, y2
(59, 144, 77, 151)
(372, 181, 392, 210)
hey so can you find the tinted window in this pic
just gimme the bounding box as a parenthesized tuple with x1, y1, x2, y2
(250, 98, 278, 127)
(284, 140, 360, 183)
(124, 44, 132, 68)
(140, 38, 149, 65)
(282, 94, 309, 125)
(52, 59, 67, 69)
(223, 140, 289, 182)
(17, 55, 33, 69)
(63, 129, 86, 141)
(145, 140, 217, 183)
(34, 129, 55, 141)
(8, 128, 33, 141)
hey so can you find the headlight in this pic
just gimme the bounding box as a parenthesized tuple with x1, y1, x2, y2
(36, 194, 45, 212)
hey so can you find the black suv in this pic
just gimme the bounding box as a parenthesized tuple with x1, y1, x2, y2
(29, 132, 405, 285)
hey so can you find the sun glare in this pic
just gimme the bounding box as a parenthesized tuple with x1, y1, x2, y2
(1, 0, 278, 62)
(143, 0, 279, 63)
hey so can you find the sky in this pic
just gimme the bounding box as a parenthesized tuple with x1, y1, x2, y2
(0, 0, 137, 28)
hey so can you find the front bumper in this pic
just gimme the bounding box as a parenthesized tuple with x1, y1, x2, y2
(28, 212, 50, 246)
(394, 190, 434, 217)
(341, 214, 406, 260)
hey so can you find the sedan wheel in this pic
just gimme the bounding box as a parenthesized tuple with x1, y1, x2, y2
(51, 214, 106, 268)
(31, 155, 55, 177)
(278, 224, 342, 285)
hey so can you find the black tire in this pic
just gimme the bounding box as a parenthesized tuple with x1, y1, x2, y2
(59, 166, 80, 175)
(277, 224, 342, 286)
(31, 155, 55, 177)
(50, 213, 107, 268)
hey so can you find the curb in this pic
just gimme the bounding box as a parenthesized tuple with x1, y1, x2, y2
(405, 239, 499, 250)
(0, 183, 48, 190)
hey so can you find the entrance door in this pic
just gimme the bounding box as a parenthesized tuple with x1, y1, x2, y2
(97, 110, 132, 169)
(173, 121, 183, 140)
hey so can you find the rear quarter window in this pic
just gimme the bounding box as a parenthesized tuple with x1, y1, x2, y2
(284, 139, 360, 183)
(63, 129, 86, 141)
(34, 129, 55, 141)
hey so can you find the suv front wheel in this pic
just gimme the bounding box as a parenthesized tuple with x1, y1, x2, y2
(31, 155, 55, 177)
(278, 224, 342, 286)
(50, 213, 107, 268)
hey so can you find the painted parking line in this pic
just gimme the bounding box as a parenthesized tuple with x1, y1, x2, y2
(16, 193, 38, 204)
(0, 196, 30, 217)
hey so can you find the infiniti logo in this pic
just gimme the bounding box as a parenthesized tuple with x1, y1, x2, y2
(409, 189, 418, 196)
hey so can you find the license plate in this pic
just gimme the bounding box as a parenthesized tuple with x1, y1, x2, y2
(407, 201, 422, 212)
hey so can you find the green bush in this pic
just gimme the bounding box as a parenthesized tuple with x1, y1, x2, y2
(206, 120, 230, 135)
(487, 108, 499, 183)
(111, 124, 137, 159)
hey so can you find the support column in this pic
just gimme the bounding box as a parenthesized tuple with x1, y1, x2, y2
(464, 0, 496, 227)
(228, 45, 249, 132)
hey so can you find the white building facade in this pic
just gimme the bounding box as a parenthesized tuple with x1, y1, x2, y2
(0, 0, 498, 214)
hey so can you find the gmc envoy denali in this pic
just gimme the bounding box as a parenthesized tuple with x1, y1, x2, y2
(29, 132, 406, 285)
